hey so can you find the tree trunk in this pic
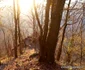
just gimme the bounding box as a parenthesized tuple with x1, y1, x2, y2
(17, 0, 23, 54)
(13, 0, 18, 58)
(57, 0, 71, 61)
(43, 0, 51, 42)
(39, 0, 65, 64)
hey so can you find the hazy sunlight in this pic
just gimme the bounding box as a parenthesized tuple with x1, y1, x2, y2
(19, 0, 33, 13)
(0, 0, 45, 13)
(19, 0, 44, 13)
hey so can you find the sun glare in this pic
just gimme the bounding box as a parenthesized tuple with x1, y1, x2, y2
(0, 0, 45, 13)
(19, 0, 33, 13)
(19, 0, 45, 13)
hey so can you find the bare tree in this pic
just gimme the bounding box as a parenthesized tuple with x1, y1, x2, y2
(13, 0, 18, 58)
(57, 0, 71, 61)
(34, 0, 66, 63)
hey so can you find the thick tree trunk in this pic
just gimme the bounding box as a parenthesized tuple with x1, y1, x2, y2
(39, 0, 65, 64)
(39, 0, 51, 63)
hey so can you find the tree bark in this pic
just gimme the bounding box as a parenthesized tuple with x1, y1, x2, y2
(39, 0, 65, 64)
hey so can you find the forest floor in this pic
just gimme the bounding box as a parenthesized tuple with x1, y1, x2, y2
(0, 48, 66, 70)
